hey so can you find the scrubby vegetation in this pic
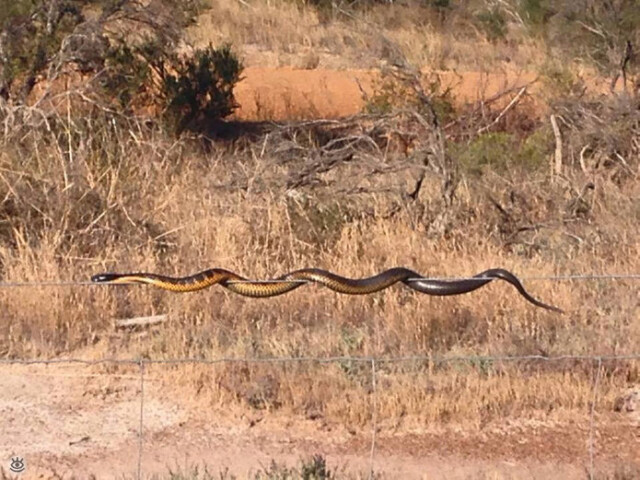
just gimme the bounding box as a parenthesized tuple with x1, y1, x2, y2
(0, 1, 638, 474)
(0, 0, 243, 132)
(154, 455, 338, 480)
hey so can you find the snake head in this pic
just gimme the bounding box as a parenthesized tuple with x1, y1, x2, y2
(91, 273, 125, 283)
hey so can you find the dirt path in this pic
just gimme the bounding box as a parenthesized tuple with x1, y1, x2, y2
(2, 363, 639, 479)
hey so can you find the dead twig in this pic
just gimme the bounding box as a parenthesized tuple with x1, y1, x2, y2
(579, 144, 590, 174)
(477, 86, 527, 134)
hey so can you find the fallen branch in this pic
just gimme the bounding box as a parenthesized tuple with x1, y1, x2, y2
(114, 314, 167, 329)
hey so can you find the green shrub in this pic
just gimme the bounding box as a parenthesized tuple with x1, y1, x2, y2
(100, 38, 243, 133)
(300, 455, 333, 480)
(160, 44, 243, 133)
(254, 455, 334, 480)
(517, 126, 553, 171)
(454, 132, 515, 176)
(0, 0, 86, 102)
(101, 42, 152, 111)
(453, 129, 548, 177)
(0, 0, 242, 136)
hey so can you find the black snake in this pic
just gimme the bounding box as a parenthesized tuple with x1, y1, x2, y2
(91, 267, 562, 312)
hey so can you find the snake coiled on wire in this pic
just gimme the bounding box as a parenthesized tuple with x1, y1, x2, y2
(91, 267, 562, 313)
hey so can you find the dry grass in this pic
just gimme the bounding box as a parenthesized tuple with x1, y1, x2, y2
(0, 0, 638, 440)
(0, 87, 638, 433)
(189, 0, 544, 71)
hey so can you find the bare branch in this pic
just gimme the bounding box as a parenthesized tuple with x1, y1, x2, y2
(550, 114, 563, 177)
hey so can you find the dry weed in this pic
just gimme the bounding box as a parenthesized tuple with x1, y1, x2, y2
(0, 86, 637, 430)
(189, 0, 545, 72)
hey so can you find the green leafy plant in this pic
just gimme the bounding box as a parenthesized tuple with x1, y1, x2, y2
(101, 42, 152, 111)
(0, 0, 242, 135)
(159, 43, 243, 133)
(453, 128, 550, 177)
(454, 132, 515, 176)
(99, 37, 243, 132)
(0, 0, 87, 101)
(254, 455, 335, 480)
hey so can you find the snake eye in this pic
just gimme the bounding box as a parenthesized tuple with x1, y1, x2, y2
(91, 273, 121, 283)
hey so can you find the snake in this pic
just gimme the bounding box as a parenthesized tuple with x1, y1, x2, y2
(91, 267, 563, 313)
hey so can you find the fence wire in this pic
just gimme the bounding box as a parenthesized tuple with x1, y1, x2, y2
(588, 357, 603, 480)
(138, 359, 145, 480)
(3, 353, 640, 479)
(3, 353, 640, 367)
(0, 272, 638, 288)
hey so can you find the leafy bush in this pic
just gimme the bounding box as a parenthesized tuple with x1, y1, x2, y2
(517, 126, 553, 170)
(100, 38, 243, 132)
(453, 130, 547, 176)
(454, 132, 515, 176)
(255, 455, 334, 480)
(159, 44, 243, 133)
(0, 0, 86, 102)
(0, 0, 242, 135)
(0, 0, 198, 101)
(101, 42, 153, 111)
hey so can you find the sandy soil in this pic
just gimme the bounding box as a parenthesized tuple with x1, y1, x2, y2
(2, 362, 639, 479)
(232, 66, 621, 121)
(232, 67, 541, 121)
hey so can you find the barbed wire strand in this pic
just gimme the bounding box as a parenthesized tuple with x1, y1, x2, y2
(0, 273, 638, 288)
(588, 357, 603, 480)
(3, 353, 640, 367)
(369, 358, 377, 480)
(138, 359, 145, 480)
